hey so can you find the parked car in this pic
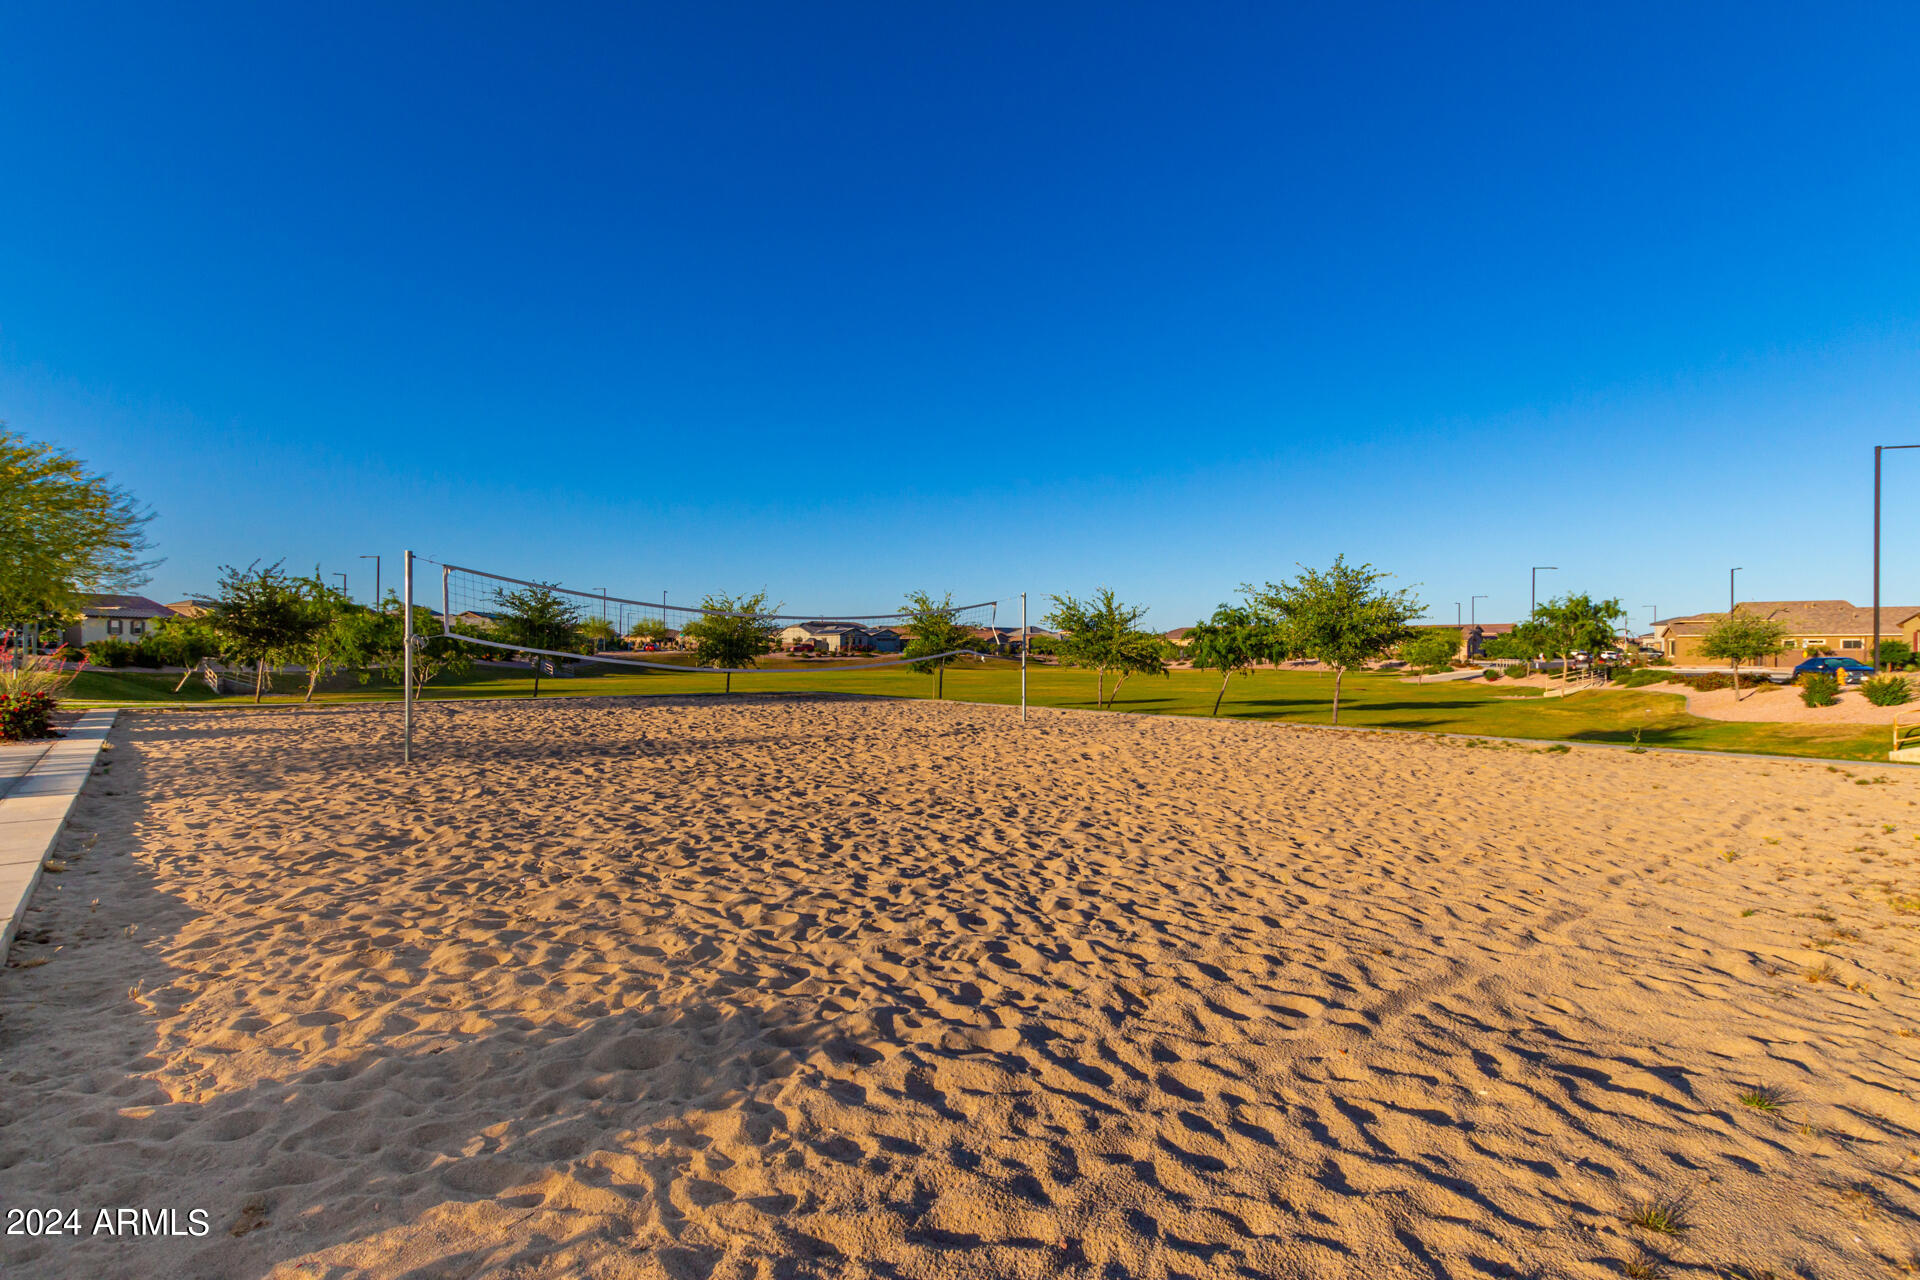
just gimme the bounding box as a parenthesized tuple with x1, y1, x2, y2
(1792, 655, 1874, 685)
(1600, 649, 1624, 662)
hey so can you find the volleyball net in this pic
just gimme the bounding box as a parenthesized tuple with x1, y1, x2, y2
(417, 558, 1001, 674)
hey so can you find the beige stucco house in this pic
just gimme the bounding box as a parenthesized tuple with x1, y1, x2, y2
(61, 594, 177, 648)
(1653, 600, 1920, 667)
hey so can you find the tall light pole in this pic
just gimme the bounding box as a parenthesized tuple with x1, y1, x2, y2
(1531, 566, 1557, 616)
(1875, 445, 1920, 671)
(1471, 595, 1486, 625)
(360, 555, 381, 609)
(332, 572, 348, 594)
(1455, 602, 1462, 626)
(1729, 567, 1742, 616)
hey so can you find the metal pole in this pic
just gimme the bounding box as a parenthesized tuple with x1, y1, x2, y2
(1020, 592, 1028, 724)
(333, 572, 347, 593)
(402, 550, 414, 764)
(1471, 595, 1485, 625)
(1530, 567, 1556, 615)
(1730, 567, 1741, 616)
(1875, 445, 1883, 671)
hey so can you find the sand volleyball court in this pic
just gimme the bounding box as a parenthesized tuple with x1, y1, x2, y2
(2, 696, 1917, 1278)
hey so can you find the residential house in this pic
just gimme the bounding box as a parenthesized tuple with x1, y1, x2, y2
(1653, 600, 1920, 667)
(1164, 627, 1195, 647)
(1459, 623, 1517, 659)
(165, 599, 209, 619)
(866, 627, 908, 654)
(778, 621, 872, 653)
(62, 594, 177, 647)
(454, 610, 508, 631)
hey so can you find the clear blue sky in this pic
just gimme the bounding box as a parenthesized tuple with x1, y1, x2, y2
(4, 3, 1918, 631)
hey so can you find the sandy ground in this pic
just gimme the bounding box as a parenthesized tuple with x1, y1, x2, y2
(2, 697, 1919, 1279)
(1635, 680, 1918, 725)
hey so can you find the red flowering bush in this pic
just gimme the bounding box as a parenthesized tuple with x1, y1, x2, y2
(0, 691, 57, 741)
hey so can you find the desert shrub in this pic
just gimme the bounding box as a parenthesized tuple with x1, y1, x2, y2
(85, 637, 138, 668)
(1483, 668, 1502, 680)
(0, 691, 57, 741)
(1620, 668, 1668, 688)
(1504, 664, 1530, 679)
(1801, 673, 1840, 707)
(1646, 655, 1671, 666)
(1864, 674, 1914, 707)
(0, 647, 81, 700)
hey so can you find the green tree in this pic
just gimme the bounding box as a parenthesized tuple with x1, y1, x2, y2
(494, 584, 583, 696)
(580, 616, 618, 652)
(1530, 593, 1625, 689)
(680, 591, 779, 692)
(346, 602, 478, 698)
(1044, 588, 1167, 709)
(901, 591, 982, 698)
(207, 561, 313, 702)
(146, 614, 222, 691)
(287, 574, 360, 702)
(1400, 631, 1458, 681)
(0, 427, 157, 643)
(627, 616, 672, 646)
(1184, 604, 1283, 716)
(1875, 637, 1913, 670)
(1698, 610, 1789, 699)
(1242, 557, 1422, 724)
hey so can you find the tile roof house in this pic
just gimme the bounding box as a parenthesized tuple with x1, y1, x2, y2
(778, 621, 872, 653)
(1653, 600, 1920, 667)
(61, 594, 177, 648)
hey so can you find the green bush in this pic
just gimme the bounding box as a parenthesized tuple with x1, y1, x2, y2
(1504, 664, 1530, 679)
(1801, 673, 1840, 707)
(1864, 674, 1914, 707)
(1482, 668, 1502, 680)
(84, 637, 138, 668)
(1619, 668, 1668, 688)
(0, 691, 57, 741)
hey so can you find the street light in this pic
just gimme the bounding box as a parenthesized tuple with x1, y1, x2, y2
(1471, 595, 1487, 625)
(1530, 567, 1557, 615)
(1455, 602, 1462, 626)
(332, 572, 348, 594)
(1730, 567, 1742, 616)
(360, 555, 381, 609)
(1875, 445, 1920, 671)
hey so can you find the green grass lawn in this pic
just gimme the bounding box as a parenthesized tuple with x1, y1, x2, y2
(66, 660, 1898, 762)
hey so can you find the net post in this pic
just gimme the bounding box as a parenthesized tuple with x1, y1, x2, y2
(1020, 592, 1028, 724)
(441, 565, 451, 631)
(403, 550, 414, 764)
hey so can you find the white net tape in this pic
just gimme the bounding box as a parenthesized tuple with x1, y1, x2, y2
(423, 560, 1001, 675)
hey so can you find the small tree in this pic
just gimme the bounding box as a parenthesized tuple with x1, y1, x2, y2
(1185, 604, 1283, 716)
(207, 561, 311, 702)
(285, 574, 361, 702)
(628, 616, 672, 646)
(494, 584, 583, 696)
(1530, 593, 1624, 689)
(0, 426, 157, 643)
(1875, 638, 1913, 671)
(1045, 588, 1167, 709)
(148, 614, 221, 691)
(680, 591, 779, 693)
(1400, 632, 1458, 682)
(1242, 557, 1422, 725)
(579, 616, 618, 652)
(1698, 611, 1788, 699)
(900, 591, 980, 699)
(348, 603, 478, 698)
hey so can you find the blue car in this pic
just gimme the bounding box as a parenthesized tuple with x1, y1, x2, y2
(1792, 655, 1874, 684)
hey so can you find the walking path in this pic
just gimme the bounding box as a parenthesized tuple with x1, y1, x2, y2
(0, 711, 117, 956)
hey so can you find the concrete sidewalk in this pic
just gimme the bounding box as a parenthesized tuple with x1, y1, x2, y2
(0, 710, 117, 956)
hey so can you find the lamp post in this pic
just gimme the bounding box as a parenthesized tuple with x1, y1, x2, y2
(1530, 566, 1557, 615)
(592, 588, 607, 651)
(1730, 567, 1742, 616)
(1455, 602, 1461, 626)
(332, 572, 348, 594)
(1471, 595, 1486, 625)
(360, 555, 381, 609)
(1875, 445, 1920, 671)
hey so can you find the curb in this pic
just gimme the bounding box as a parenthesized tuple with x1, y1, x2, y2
(0, 710, 117, 958)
